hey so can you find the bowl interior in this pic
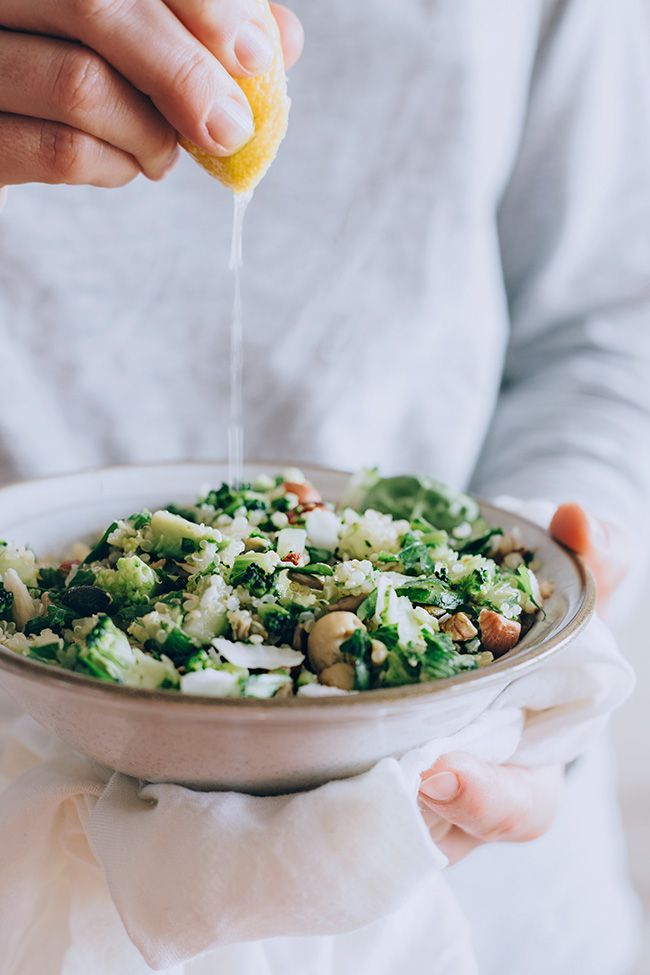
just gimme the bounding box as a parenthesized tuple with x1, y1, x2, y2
(0, 462, 594, 705)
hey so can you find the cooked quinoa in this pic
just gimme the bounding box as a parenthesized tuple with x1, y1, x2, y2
(0, 471, 547, 698)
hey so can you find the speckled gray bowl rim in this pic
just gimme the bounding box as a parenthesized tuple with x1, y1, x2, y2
(0, 461, 596, 709)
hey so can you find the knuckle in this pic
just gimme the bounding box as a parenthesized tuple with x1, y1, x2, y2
(39, 123, 93, 182)
(486, 813, 523, 842)
(67, 0, 133, 29)
(457, 787, 488, 824)
(52, 50, 108, 120)
(157, 125, 179, 160)
(169, 49, 213, 104)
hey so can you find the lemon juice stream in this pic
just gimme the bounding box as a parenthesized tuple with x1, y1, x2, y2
(228, 190, 253, 489)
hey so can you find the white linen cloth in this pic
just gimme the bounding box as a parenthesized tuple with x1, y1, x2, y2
(0, 613, 633, 975)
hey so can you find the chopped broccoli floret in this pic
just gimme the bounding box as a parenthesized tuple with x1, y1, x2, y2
(185, 649, 214, 672)
(132, 648, 180, 690)
(128, 609, 199, 667)
(0, 543, 38, 586)
(149, 510, 220, 560)
(201, 483, 266, 517)
(182, 575, 229, 644)
(257, 604, 298, 645)
(96, 556, 158, 606)
(229, 552, 279, 596)
(72, 615, 137, 683)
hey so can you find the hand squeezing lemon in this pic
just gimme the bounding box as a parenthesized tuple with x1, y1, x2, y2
(180, 0, 291, 194)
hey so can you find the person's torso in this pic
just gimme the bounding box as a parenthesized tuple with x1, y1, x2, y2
(0, 1, 544, 486)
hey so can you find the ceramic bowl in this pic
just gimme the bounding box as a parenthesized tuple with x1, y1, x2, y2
(0, 463, 594, 793)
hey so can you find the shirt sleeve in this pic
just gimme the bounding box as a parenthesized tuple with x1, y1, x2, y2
(470, 0, 650, 536)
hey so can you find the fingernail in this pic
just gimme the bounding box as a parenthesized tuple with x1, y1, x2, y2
(419, 771, 460, 802)
(234, 21, 274, 74)
(206, 97, 254, 153)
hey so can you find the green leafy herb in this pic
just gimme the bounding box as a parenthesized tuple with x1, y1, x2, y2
(514, 564, 542, 611)
(396, 579, 460, 611)
(37, 567, 67, 591)
(453, 568, 489, 604)
(359, 475, 480, 532)
(354, 658, 371, 691)
(82, 522, 118, 565)
(28, 642, 61, 664)
(111, 601, 153, 631)
(372, 623, 400, 650)
(160, 627, 197, 667)
(357, 589, 378, 622)
(68, 566, 96, 588)
(381, 646, 419, 687)
(24, 601, 75, 636)
(456, 527, 503, 556)
(340, 627, 372, 661)
(306, 546, 333, 564)
(291, 563, 334, 577)
(421, 631, 477, 680)
(0, 584, 14, 622)
(399, 541, 436, 576)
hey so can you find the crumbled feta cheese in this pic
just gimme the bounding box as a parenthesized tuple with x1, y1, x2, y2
(271, 511, 289, 529)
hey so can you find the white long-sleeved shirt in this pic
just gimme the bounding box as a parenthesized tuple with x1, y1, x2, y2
(0, 0, 649, 972)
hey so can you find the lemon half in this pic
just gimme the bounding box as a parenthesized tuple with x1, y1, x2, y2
(180, 0, 290, 194)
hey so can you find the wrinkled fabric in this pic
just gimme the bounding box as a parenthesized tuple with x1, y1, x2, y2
(0, 614, 633, 975)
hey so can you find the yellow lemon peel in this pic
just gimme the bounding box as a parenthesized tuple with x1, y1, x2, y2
(179, 0, 290, 194)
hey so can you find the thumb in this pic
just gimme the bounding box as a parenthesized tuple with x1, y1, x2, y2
(549, 503, 630, 602)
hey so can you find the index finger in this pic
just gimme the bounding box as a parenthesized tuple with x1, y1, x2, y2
(2, 0, 254, 155)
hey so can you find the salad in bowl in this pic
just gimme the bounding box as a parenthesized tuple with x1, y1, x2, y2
(0, 470, 551, 700)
